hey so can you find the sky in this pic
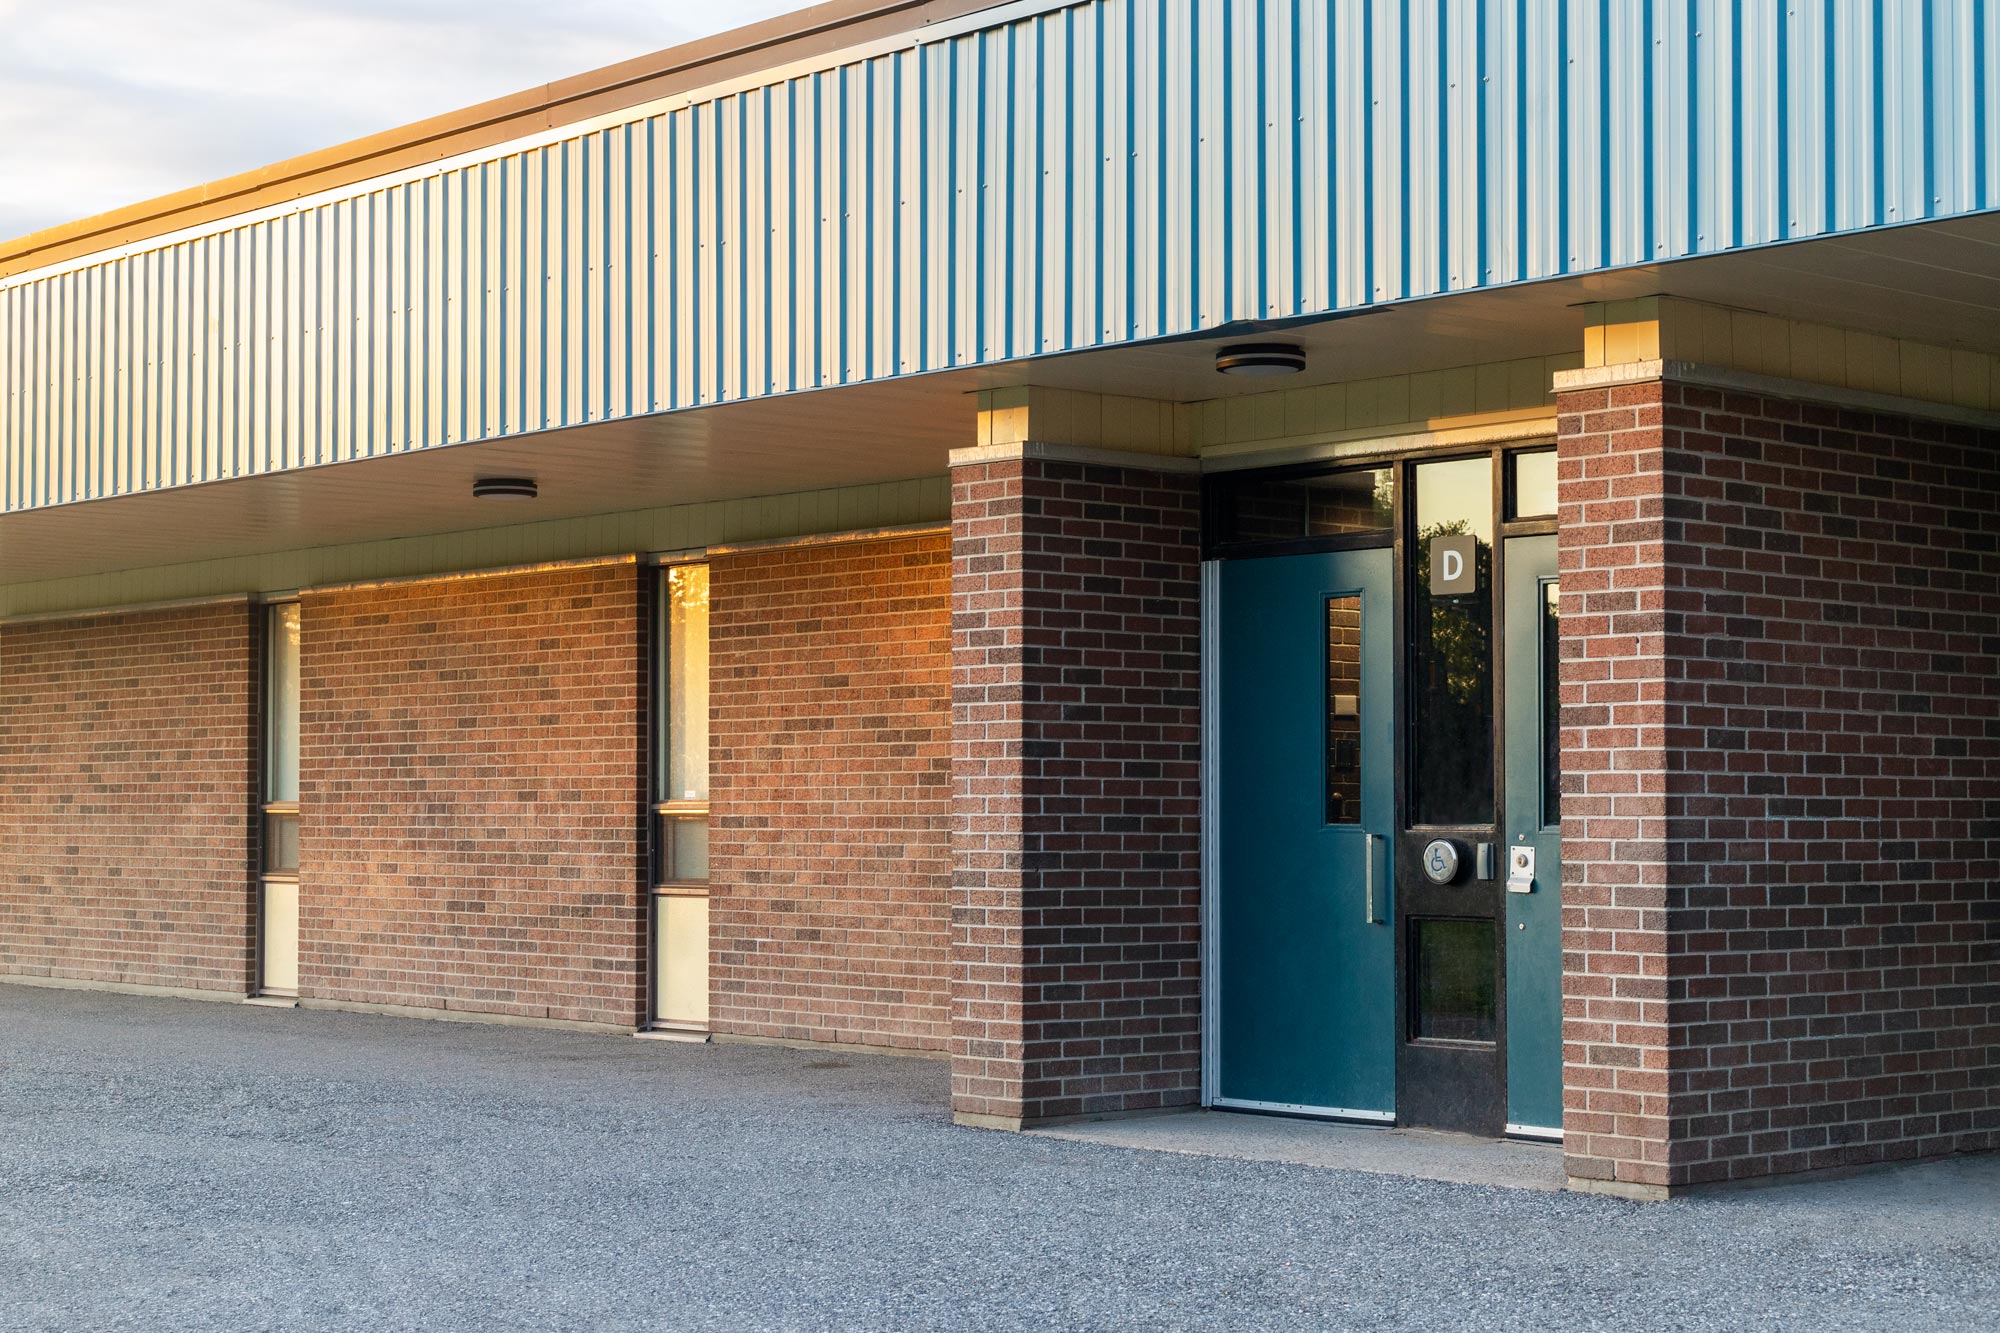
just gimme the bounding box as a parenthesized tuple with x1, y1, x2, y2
(0, 0, 803, 242)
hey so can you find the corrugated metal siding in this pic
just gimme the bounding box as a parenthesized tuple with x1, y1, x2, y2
(4, 0, 1997, 512)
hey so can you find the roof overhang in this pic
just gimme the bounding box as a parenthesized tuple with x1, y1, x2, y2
(5, 217, 1994, 588)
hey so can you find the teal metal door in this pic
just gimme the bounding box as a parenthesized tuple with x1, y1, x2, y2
(1217, 549, 1395, 1117)
(1502, 535, 1563, 1135)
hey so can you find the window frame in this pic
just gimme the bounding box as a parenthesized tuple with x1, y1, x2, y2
(651, 561, 710, 890)
(260, 600, 302, 885)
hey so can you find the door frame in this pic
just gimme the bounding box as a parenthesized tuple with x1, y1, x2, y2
(1198, 440, 1560, 1127)
(1200, 559, 1221, 1104)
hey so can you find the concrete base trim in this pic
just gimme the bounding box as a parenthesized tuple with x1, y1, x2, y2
(954, 1103, 1209, 1133)
(1565, 1176, 1673, 1202)
(711, 1030, 952, 1061)
(953, 1110, 1025, 1131)
(295, 997, 632, 1035)
(0, 972, 250, 1004)
(1572, 1146, 2000, 1202)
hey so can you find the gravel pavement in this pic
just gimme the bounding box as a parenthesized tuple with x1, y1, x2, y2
(1, 984, 1994, 1332)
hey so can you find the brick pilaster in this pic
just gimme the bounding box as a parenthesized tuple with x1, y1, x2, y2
(949, 455, 1203, 1126)
(1558, 373, 2000, 1193)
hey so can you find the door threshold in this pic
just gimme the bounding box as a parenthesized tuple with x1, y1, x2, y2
(1504, 1122, 1563, 1144)
(635, 1026, 710, 1043)
(1211, 1096, 1395, 1125)
(244, 995, 299, 1009)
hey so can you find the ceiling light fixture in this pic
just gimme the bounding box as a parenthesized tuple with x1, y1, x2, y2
(472, 476, 539, 500)
(1214, 342, 1307, 376)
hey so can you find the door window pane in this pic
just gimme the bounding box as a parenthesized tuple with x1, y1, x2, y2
(1325, 596, 1363, 824)
(1510, 449, 1557, 518)
(1411, 918, 1497, 1044)
(1410, 458, 1494, 826)
(662, 564, 710, 803)
(266, 603, 300, 803)
(1542, 581, 1561, 826)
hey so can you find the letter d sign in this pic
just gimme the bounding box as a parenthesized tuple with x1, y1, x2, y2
(1429, 534, 1478, 596)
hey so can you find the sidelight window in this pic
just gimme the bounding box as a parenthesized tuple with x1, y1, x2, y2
(1409, 457, 1495, 827)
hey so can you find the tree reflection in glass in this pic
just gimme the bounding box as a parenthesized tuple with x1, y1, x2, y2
(1411, 458, 1494, 827)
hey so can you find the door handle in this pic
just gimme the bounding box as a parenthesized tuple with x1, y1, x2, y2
(1364, 832, 1384, 925)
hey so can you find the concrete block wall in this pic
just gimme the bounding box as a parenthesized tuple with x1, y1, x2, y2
(708, 533, 954, 1052)
(0, 603, 259, 995)
(1557, 375, 2000, 1192)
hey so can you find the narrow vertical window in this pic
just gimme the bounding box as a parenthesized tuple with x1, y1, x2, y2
(1410, 457, 1495, 827)
(260, 602, 301, 996)
(1324, 595, 1363, 824)
(652, 563, 710, 1031)
(1541, 581, 1561, 827)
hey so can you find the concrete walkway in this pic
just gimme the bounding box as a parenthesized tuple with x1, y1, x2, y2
(1, 982, 1994, 1332)
(1034, 1111, 1567, 1191)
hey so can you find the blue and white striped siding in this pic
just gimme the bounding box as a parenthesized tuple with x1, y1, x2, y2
(3, 0, 1996, 512)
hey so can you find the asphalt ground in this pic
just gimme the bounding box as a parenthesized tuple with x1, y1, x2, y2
(2, 984, 1994, 1332)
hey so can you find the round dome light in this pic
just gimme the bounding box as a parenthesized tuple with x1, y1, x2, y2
(1214, 342, 1307, 376)
(472, 476, 538, 500)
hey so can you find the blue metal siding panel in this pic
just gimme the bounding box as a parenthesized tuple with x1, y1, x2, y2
(3, 0, 1998, 513)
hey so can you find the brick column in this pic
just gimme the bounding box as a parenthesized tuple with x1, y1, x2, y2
(1558, 371, 2000, 1196)
(949, 452, 1203, 1127)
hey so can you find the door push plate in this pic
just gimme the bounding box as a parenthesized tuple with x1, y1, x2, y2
(1507, 845, 1536, 894)
(1421, 839, 1460, 885)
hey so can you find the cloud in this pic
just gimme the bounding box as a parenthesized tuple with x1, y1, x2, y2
(0, 0, 801, 241)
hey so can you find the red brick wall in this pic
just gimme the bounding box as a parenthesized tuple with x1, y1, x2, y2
(708, 534, 954, 1052)
(1558, 377, 2000, 1192)
(298, 563, 647, 1027)
(950, 457, 1203, 1125)
(0, 603, 258, 994)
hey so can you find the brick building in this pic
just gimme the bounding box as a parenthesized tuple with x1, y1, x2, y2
(1, 1, 1993, 1199)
